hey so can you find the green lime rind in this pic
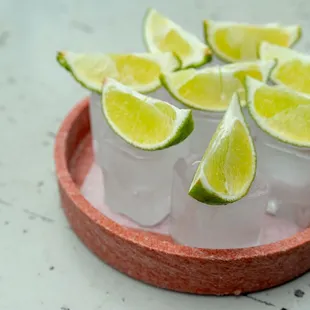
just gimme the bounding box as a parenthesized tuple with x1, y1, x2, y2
(262, 59, 278, 83)
(56, 51, 102, 94)
(103, 109, 194, 151)
(167, 110, 194, 148)
(188, 178, 249, 205)
(160, 48, 210, 70)
(181, 51, 212, 69)
(245, 77, 310, 148)
(167, 52, 183, 71)
(188, 179, 231, 205)
(291, 25, 303, 47)
(56, 51, 70, 71)
(257, 46, 280, 84)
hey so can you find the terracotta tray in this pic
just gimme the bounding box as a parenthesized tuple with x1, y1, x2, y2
(54, 97, 310, 295)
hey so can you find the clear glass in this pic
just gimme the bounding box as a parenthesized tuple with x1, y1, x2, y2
(170, 156, 269, 249)
(255, 126, 310, 221)
(90, 92, 189, 227)
(242, 108, 260, 139)
(89, 92, 104, 165)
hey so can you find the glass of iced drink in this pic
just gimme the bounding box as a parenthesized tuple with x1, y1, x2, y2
(170, 93, 269, 249)
(92, 78, 193, 227)
(256, 129, 310, 220)
(98, 116, 190, 227)
(246, 76, 310, 227)
(170, 157, 269, 249)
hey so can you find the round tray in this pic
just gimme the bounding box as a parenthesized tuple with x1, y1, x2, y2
(54, 97, 310, 295)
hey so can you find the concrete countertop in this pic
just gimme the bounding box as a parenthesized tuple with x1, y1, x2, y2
(1, 0, 310, 309)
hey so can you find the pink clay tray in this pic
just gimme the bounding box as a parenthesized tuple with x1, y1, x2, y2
(54, 97, 310, 295)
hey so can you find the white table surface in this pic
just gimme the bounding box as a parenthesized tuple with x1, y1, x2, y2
(1, 0, 310, 309)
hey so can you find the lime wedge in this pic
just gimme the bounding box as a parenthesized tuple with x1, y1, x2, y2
(260, 42, 310, 95)
(144, 8, 212, 68)
(56, 51, 179, 93)
(101, 78, 194, 150)
(161, 60, 275, 111)
(246, 77, 310, 147)
(189, 93, 256, 204)
(204, 20, 301, 62)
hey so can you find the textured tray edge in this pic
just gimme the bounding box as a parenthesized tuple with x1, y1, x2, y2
(54, 97, 310, 295)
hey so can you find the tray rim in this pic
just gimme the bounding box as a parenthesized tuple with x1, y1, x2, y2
(55, 96, 310, 261)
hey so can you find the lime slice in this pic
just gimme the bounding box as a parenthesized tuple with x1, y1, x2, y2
(188, 93, 256, 204)
(56, 51, 179, 93)
(246, 77, 310, 147)
(260, 42, 310, 95)
(144, 8, 212, 68)
(204, 20, 301, 62)
(161, 60, 275, 111)
(101, 78, 194, 150)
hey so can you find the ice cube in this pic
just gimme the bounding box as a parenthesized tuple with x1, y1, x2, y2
(265, 197, 310, 231)
(95, 110, 190, 227)
(170, 157, 269, 249)
(80, 162, 171, 234)
(266, 199, 278, 216)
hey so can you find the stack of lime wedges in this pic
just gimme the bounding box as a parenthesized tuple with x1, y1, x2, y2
(56, 7, 309, 205)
